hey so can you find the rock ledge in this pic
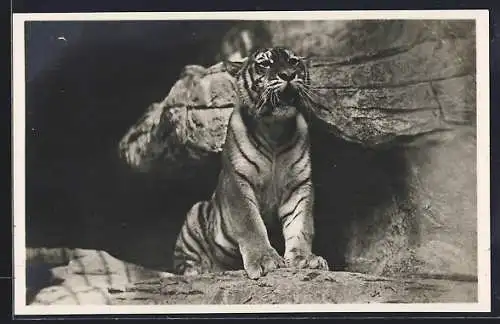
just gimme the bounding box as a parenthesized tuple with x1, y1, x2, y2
(111, 268, 477, 305)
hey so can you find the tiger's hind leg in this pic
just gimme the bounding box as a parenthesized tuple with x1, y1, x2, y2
(172, 201, 215, 276)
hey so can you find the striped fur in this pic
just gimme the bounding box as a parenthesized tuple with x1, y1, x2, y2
(173, 47, 328, 279)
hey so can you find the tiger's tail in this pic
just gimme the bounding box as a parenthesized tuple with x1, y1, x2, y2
(173, 201, 214, 275)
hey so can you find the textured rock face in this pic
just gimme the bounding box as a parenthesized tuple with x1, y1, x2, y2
(266, 20, 475, 59)
(118, 63, 235, 178)
(117, 20, 477, 282)
(111, 269, 477, 305)
(343, 130, 477, 277)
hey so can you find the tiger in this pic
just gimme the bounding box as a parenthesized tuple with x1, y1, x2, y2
(173, 47, 329, 280)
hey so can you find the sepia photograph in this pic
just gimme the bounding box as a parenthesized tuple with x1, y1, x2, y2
(12, 10, 490, 315)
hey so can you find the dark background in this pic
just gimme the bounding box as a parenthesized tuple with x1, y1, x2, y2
(25, 21, 239, 263)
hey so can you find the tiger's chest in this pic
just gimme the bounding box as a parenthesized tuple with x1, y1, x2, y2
(253, 158, 292, 224)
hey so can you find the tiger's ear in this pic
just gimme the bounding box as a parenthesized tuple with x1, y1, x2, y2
(224, 57, 248, 77)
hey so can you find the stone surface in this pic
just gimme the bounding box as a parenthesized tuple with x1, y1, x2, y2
(28, 248, 173, 305)
(111, 268, 477, 305)
(266, 20, 475, 59)
(310, 103, 445, 146)
(406, 129, 477, 277)
(118, 64, 235, 178)
(432, 75, 477, 125)
(341, 128, 477, 277)
(308, 38, 475, 88)
(314, 83, 439, 111)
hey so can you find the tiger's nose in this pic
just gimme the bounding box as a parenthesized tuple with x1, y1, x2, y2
(277, 71, 297, 82)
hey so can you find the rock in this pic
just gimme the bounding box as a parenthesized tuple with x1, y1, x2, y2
(265, 20, 475, 59)
(405, 129, 477, 276)
(338, 128, 477, 277)
(432, 75, 476, 125)
(27, 247, 175, 305)
(31, 285, 113, 305)
(118, 64, 235, 178)
(307, 39, 474, 88)
(111, 269, 477, 305)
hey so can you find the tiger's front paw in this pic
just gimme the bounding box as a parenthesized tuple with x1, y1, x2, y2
(285, 251, 329, 271)
(242, 247, 285, 280)
(183, 266, 203, 276)
(175, 259, 212, 277)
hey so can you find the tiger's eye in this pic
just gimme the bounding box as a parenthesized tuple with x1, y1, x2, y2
(288, 57, 299, 66)
(258, 60, 271, 68)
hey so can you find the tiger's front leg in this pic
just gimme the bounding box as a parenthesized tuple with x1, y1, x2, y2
(278, 179, 329, 271)
(225, 172, 285, 279)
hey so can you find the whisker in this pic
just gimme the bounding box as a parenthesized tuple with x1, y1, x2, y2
(297, 87, 318, 107)
(303, 85, 323, 91)
(300, 90, 313, 105)
(300, 87, 320, 102)
(255, 88, 269, 113)
(299, 87, 330, 113)
(270, 90, 277, 107)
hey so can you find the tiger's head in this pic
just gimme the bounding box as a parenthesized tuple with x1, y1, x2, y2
(225, 47, 311, 120)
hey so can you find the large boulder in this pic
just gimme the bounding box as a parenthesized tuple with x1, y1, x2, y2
(118, 63, 235, 178)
